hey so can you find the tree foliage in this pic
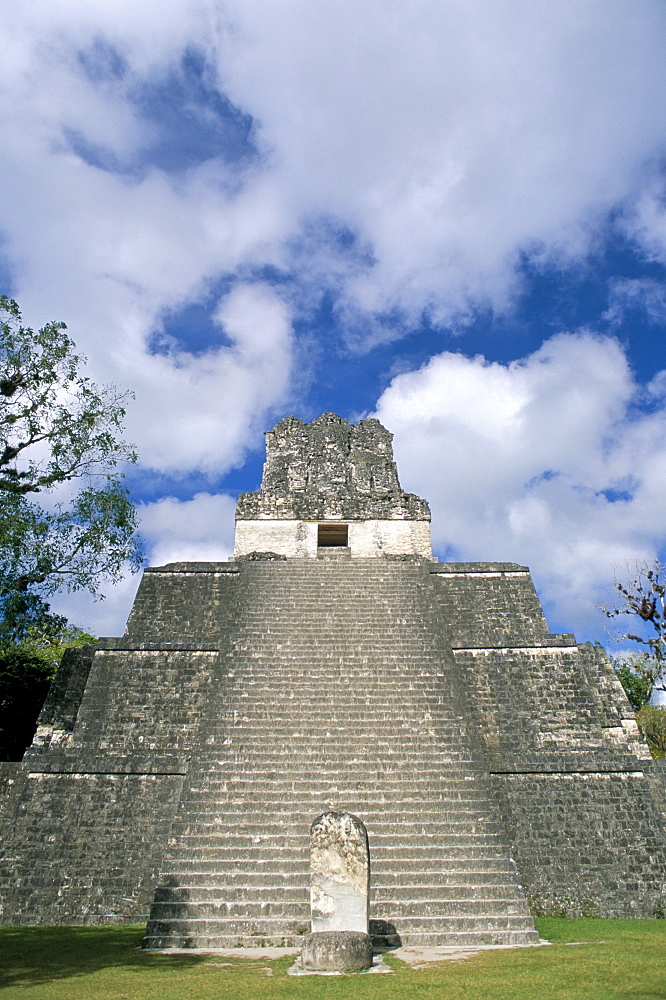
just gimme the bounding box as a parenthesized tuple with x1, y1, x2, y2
(0, 646, 55, 760)
(603, 561, 666, 706)
(0, 296, 142, 608)
(636, 704, 666, 759)
(611, 653, 662, 711)
(0, 296, 139, 758)
(0, 596, 95, 760)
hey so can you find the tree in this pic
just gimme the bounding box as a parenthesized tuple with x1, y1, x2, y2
(0, 605, 95, 760)
(0, 296, 142, 618)
(636, 704, 666, 759)
(603, 561, 666, 706)
(610, 653, 661, 711)
(0, 646, 55, 760)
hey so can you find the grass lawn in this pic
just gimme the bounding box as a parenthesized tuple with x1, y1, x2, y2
(0, 918, 664, 1000)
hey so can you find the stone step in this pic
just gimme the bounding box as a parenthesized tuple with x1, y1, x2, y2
(141, 559, 538, 951)
(194, 740, 471, 753)
(195, 730, 468, 743)
(148, 897, 532, 920)
(208, 707, 463, 719)
(182, 780, 487, 793)
(376, 884, 529, 901)
(221, 679, 455, 688)
(188, 767, 477, 781)
(160, 854, 516, 876)
(144, 928, 540, 949)
(191, 748, 469, 752)
(165, 833, 505, 855)
(169, 820, 503, 837)
(153, 881, 525, 904)
(186, 766, 480, 779)
(229, 635, 446, 644)
(179, 780, 483, 795)
(225, 650, 447, 657)
(170, 816, 501, 833)
(143, 913, 538, 939)
(215, 702, 461, 715)
(161, 846, 511, 869)
(177, 793, 493, 809)
(204, 720, 466, 731)
(221, 670, 452, 680)
(194, 733, 471, 744)
(177, 790, 494, 805)
(208, 712, 465, 723)
(153, 868, 522, 890)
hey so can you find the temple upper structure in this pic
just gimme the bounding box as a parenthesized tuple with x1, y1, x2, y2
(234, 413, 432, 558)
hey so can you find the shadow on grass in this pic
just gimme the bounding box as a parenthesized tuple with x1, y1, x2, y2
(1, 920, 665, 1000)
(0, 925, 210, 990)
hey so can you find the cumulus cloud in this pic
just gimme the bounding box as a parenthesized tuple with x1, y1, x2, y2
(124, 282, 295, 474)
(215, 0, 666, 327)
(48, 571, 141, 640)
(138, 491, 236, 566)
(374, 332, 666, 638)
(622, 175, 666, 268)
(3, 1, 666, 358)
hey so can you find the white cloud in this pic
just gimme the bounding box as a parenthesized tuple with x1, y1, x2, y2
(139, 491, 236, 565)
(374, 332, 666, 639)
(215, 0, 666, 326)
(621, 174, 666, 267)
(124, 282, 294, 474)
(604, 277, 666, 327)
(2, 1, 666, 374)
(48, 570, 141, 639)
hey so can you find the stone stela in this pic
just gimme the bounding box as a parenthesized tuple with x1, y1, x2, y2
(0, 411, 665, 948)
(310, 811, 370, 933)
(301, 811, 373, 972)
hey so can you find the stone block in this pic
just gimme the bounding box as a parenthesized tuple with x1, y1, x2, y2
(300, 930, 373, 971)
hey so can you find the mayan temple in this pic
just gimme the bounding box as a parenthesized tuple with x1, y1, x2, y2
(1, 412, 665, 947)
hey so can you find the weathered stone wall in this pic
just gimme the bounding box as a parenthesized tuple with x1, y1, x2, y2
(234, 520, 317, 557)
(492, 771, 666, 917)
(261, 414, 400, 495)
(431, 564, 554, 647)
(349, 520, 431, 557)
(0, 772, 184, 923)
(427, 561, 666, 916)
(1, 407, 666, 931)
(0, 764, 25, 835)
(234, 518, 432, 558)
(36, 646, 96, 738)
(1, 554, 666, 929)
(236, 413, 430, 524)
(125, 563, 240, 640)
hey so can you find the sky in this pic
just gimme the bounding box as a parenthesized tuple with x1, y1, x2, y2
(2, 0, 666, 655)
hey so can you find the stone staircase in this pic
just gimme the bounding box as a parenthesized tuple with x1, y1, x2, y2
(143, 556, 538, 948)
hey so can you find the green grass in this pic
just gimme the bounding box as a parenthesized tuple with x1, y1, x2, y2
(0, 919, 664, 999)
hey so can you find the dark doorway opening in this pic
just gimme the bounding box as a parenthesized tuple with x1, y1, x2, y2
(317, 523, 349, 547)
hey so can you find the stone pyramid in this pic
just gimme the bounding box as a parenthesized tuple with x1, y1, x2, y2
(1, 413, 665, 946)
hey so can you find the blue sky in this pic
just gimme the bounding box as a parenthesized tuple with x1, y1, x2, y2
(1, 1, 666, 652)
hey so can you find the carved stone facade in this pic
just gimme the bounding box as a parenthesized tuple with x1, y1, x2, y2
(234, 413, 432, 558)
